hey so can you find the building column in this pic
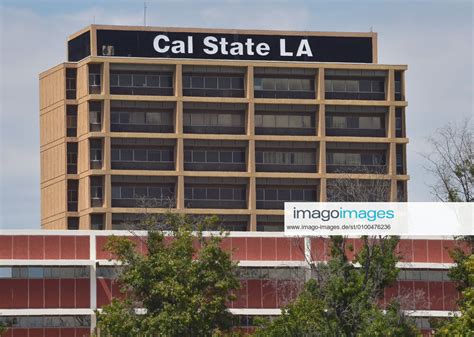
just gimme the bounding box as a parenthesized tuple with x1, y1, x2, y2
(387, 70, 397, 201)
(175, 65, 185, 211)
(247, 66, 256, 231)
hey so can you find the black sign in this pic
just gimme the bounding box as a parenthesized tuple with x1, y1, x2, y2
(94, 29, 373, 63)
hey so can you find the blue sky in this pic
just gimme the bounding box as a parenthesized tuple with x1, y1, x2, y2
(0, 0, 472, 229)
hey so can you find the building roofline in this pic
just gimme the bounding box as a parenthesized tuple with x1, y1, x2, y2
(68, 24, 377, 41)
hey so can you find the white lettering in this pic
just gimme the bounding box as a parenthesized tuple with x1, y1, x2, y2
(280, 39, 293, 56)
(296, 39, 313, 57)
(187, 36, 193, 53)
(153, 35, 170, 53)
(203, 36, 219, 54)
(171, 40, 186, 54)
(245, 38, 255, 56)
(256, 42, 270, 56)
(230, 42, 243, 56)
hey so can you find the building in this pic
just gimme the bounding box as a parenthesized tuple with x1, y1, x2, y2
(0, 232, 459, 336)
(39, 25, 408, 230)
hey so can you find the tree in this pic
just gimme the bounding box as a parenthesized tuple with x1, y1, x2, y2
(96, 213, 240, 337)
(423, 118, 473, 202)
(0, 324, 6, 336)
(254, 236, 420, 337)
(436, 255, 474, 336)
(423, 119, 473, 334)
(255, 172, 419, 336)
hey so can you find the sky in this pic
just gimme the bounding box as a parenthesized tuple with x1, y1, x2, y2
(0, 0, 472, 229)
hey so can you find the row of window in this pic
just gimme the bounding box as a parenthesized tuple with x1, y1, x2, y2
(111, 111, 173, 125)
(326, 116, 383, 130)
(183, 112, 244, 127)
(256, 188, 316, 201)
(110, 73, 173, 88)
(237, 267, 306, 280)
(184, 150, 246, 164)
(397, 269, 450, 281)
(255, 114, 313, 129)
(0, 266, 90, 279)
(184, 187, 246, 201)
(182, 75, 244, 90)
(325, 78, 384, 93)
(111, 186, 174, 200)
(256, 151, 315, 165)
(111, 148, 174, 163)
(327, 152, 385, 166)
(0, 316, 91, 328)
(254, 77, 313, 91)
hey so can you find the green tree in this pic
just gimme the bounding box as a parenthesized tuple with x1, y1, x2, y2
(0, 324, 6, 336)
(96, 213, 240, 337)
(254, 236, 420, 337)
(436, 255, 474, 336)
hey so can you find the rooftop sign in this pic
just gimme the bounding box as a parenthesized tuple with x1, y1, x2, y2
(68, 27, 375, 63)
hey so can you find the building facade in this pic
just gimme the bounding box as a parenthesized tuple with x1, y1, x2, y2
(40, 25, 408, 230)
(0, 232, 459, 336)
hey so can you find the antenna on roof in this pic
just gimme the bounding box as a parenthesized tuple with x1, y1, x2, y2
(93, 16, 96, 24)
(370, 26, 373, 32)
(143, 2, 147, 26)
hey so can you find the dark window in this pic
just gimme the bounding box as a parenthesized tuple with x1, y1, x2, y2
(220, 151, 233, 163)
(220, 188, 233, 200)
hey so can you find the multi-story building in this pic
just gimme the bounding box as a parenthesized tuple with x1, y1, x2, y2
(39, 25, 408, 230)
(0, 232, 459, 336)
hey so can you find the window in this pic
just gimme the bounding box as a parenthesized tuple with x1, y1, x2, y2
(262, 114, 276, 128)
(134, 150, 147, 161)
(219, 77, 231, 89)
(265, 189, 277, 200)
(220, 151, 233, 163)
(191, 76, 204, 88)
(130, 112, 145, 124)
(67, 114, 77, 129)
(218, 114, 232, 127)
(90, 110, 101, 126)
(205, 77, 218, 88)
(231, 77, 244, 89)
(89, 73, 101, 87)
(288, 79, 302, 91)
(148, 75, 160, 87)
(275, 115, 288, 128)
(275, 78, 288, 90)
(278, 189, 290, 201)
(91, 148, 102, 162)
(262, 78, 276, 90)
(233, 151, 245, 162)
(161, 150, 173, 162)
(207, 151, 219, 162)
(119, 74, 132, 87)
(371, 80, 384, 93)
(133, 74, 146, 87)
(121, 187, 133, 199)
(207, 188, 219, 200)
(0, 267, 12, 278)
(148, 150, 161, 162)
(359, 117, 381, 129)
(110, 74, 119, 87)
(332, 80, 345, 92)
(160, 75, 173, 88)
(146, 112, 160, 124)
(91, 185, 103, 199)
